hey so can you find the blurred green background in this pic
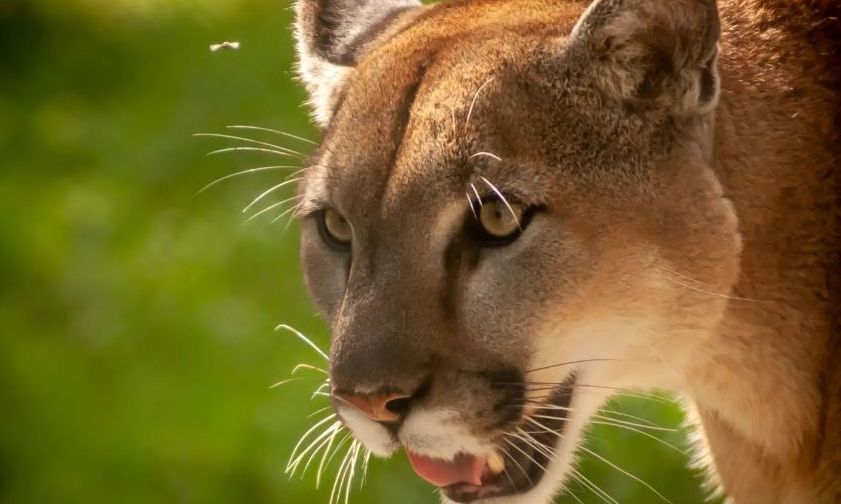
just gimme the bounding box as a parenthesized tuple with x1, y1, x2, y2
(0, 1, 722, 503)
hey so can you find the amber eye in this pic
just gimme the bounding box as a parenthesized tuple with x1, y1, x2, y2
(319, 208, 352, 248)
(477, 199, 525, 239)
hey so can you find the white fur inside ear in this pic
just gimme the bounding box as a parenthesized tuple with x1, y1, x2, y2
(297, 55, 350, 127)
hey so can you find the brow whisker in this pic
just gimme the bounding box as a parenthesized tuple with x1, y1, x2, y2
(465, 77, 495, 128)
(479, 176, 521, 230)
(469, 151, 503, 162)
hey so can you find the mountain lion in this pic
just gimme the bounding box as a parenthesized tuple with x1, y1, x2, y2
(288, 0, 840, 502)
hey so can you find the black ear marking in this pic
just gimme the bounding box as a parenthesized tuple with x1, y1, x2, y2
(294, 0, 422, 126)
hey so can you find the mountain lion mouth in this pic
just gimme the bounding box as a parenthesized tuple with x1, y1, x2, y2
(407, 375, 576, 502)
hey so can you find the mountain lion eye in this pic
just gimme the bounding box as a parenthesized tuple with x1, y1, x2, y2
(319, 208, 352, 248)
(477, 199, 524, 240)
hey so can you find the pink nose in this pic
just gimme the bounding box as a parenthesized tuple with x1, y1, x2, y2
(332, 390, 413, 423)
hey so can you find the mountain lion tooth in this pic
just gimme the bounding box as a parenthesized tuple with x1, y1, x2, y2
(487, 451, 505, 474)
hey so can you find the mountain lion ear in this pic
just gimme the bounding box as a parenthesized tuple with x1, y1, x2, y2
(568, 0, 721, 115)
(294, 0, 422, 126)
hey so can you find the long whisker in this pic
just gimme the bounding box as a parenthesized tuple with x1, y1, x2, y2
(207, 146, 306, 160)
(661, 274, 764, 303)
(588, 421, 686, 454)
(329, 440, 355, 504)
(598, 407, 658, 427)
(503, 437, 547, 473)
(286, 413, 338, 474)
(196, 165, 301, 194)
(528, 414, 673, 502)
(525, 384, 674, 405)
(301, 421, 344, 479)
(271, 198, 306, 224)
(246, 194, 302, 221)
(513, 426, 556, 460)
(308, 405, 333, 418)
(315, 424, 344, 488)
(321, 433, 352, 487)
(275, 324, 329, 360)
(194, 132, 305, 157)
(270, 377, 311, 389)
(492, 443, 519, 491)
(526, 358, 618, 374)
(227, 125, 317, 145)
(564, 485, 586, 504)
(577, 443, 674, 504)
(497, 443, 533, 488)
(571, 468, 620, 504)
(360, 449, 373, 489)
(657, 264, 764, 303)
(292, 363, 329, 375)
(242, 177, 303, 213)
(344, 441, 363, 504)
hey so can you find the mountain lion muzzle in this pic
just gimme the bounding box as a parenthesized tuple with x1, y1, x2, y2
(284, 0, 841, 502)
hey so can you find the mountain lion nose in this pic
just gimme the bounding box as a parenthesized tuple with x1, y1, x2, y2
(332, 389, 414, 423)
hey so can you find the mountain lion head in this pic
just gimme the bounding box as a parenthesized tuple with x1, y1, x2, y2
(292, 0, 742, 502)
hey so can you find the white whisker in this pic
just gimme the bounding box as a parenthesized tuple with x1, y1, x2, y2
(329, 441, 355, 504)
(469, 151, 503, 162)
(269, 377, 308, 389)
(577, 443, 673, 504)
(465, 77, 495, 128)
(275, 324, 329, 360)
(196, 165, 301, 194)
(503, 436, 547, 472)
(479, 176, 521, 230)
(316, 427, 344, 488)
(246, 195, 302, 222)
(571, 468, 620, 504)
(227, 124, 317, 145)
(194, 132, 305, 157)
(207, 146, 306, 159)
(292, 363, 329, 375)
(301, 421, 344, 479)
(242, 177, 303, 213)
(498, 443, 533, 487)
(286, 413, 338, 474)
(466, 192, 478, 220)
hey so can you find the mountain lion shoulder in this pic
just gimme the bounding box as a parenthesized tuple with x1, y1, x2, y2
(287, 0, 841, 502)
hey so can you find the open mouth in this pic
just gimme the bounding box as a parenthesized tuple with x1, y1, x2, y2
(406, 374, 576, 502)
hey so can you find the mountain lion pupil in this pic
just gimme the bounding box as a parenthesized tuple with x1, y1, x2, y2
(322, 208, 352, 245)
(479, 200, 523, 238)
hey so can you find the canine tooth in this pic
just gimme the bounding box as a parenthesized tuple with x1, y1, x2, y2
(487, 451, 505, 474)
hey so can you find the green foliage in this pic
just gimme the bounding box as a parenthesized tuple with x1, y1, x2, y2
(0, 1, 720, 503)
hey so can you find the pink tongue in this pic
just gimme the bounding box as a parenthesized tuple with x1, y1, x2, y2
(406, 452, 486, 487)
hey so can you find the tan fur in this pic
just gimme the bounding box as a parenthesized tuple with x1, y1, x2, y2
(291, 0, 841, 502)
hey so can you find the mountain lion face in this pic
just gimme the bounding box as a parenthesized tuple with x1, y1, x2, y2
(293, 0, 742, 501)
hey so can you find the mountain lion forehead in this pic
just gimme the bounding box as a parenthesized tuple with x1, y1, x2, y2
(303, 0, 585, 216)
